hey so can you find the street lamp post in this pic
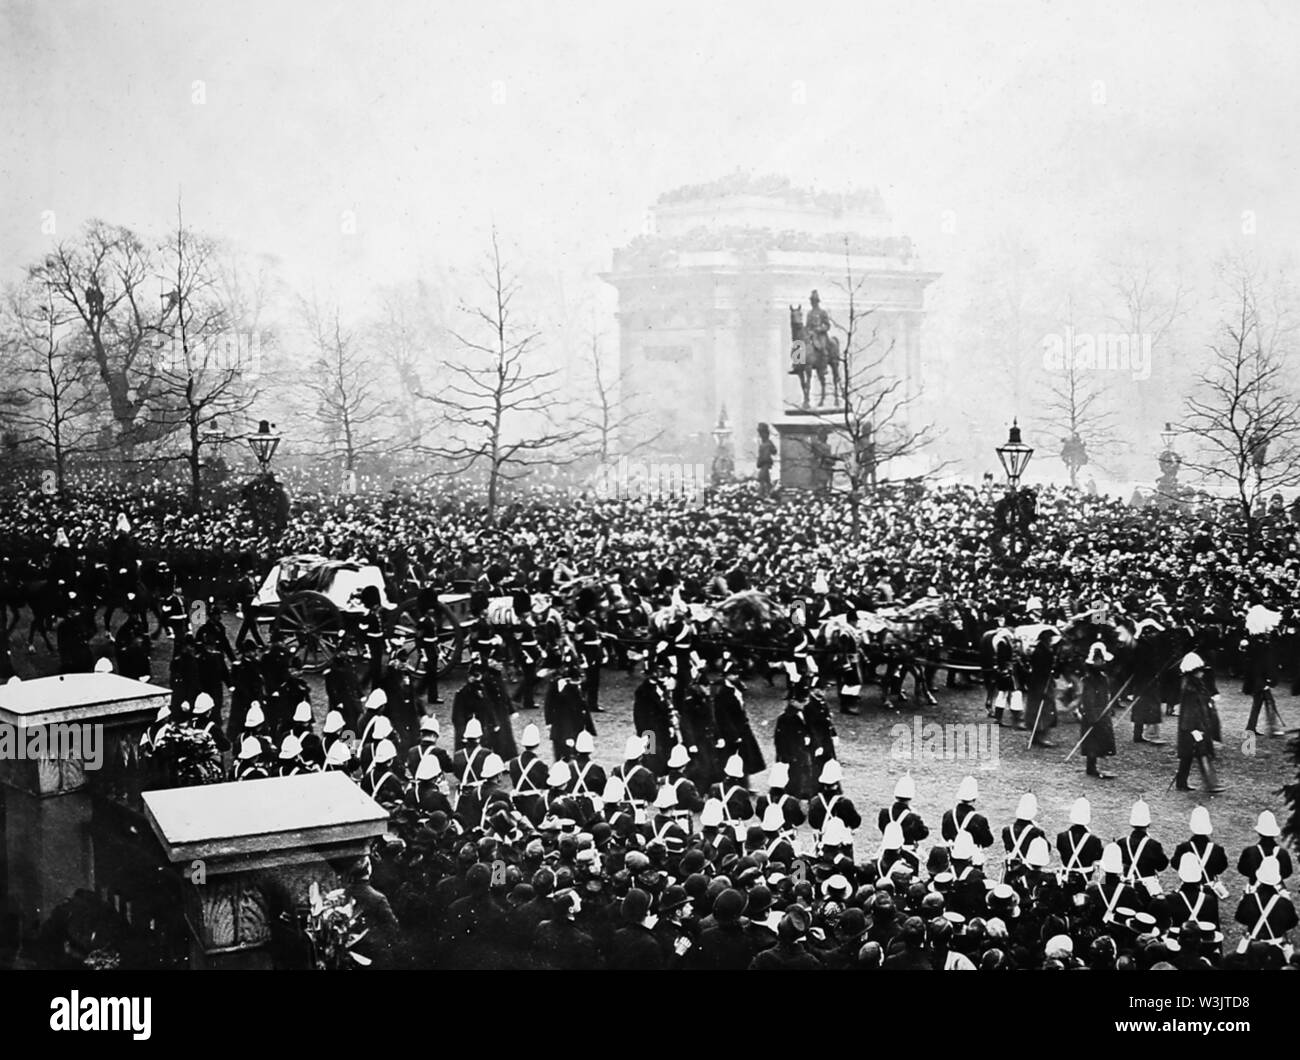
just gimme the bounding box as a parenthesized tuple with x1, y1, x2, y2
(995, 420, 1034, 559)
(243, 419, 282, 474)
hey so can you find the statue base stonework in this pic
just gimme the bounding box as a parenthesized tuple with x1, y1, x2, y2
(773, 420, 844, 490)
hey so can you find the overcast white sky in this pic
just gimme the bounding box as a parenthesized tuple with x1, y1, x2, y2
(4, 0, 1298, 314)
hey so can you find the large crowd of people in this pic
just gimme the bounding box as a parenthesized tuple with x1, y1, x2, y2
(3, 471, 1299, 969)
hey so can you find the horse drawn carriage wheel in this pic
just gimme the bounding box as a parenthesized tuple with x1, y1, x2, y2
(273, 590, 343, 673)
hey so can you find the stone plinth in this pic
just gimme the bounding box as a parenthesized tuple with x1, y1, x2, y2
(0, 673, 168, 798)
(143, 773, 389, 966)
(774, 414, 845, 490)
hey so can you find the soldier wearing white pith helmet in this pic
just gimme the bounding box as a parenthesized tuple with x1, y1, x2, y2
(509, 723, 548, 825)
(234, 734, 271, 781)
(237, 700, 272, 759)
(409, 751, 454, 815)
(360, 714, 396, 772)
(324, 739, 354, 774)
(322, 709, 347, 755)
(567, 730, 607, 822)
(759, 802, 797, 865)
(1115, 799, 1169, 899)
(947, 831, 989, 918)
(709, 754, 755, 829)
(1237, 810, 1294, 890)
(754, 762, 806, 830)
(1162, 852, 1221, 934)
(612, 735, 658, 807)
(407, 715, 453, 778)
(1001, 792, 1046, 884)
(1055, 797, 1104, 891)
(651, 783, 693, 845)
(876, 773, 929, 848)
(277, 733, 315, 776)
(191, 690, 230, 754)
(363, 739, 404, 803)
(359, 687, 388, 745)
(697, 799, 735, 862)
(1171, 806, 1229, 895)
(1234, 856, 1298, 952)
(808, 759, 862, 839)
(1089, 841, 1146, 930)
(468, 753, 510, 829)
(663, 744, 705, 816)
(940, 775, 994, 849)
(863, 821, 916, 884)
(452, 716, 490, 809)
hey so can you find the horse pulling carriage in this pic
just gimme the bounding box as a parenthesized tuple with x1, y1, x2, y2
(248, 555, 477, 675)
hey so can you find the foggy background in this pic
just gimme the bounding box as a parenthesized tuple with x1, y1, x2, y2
(3, 0, 1299, 490)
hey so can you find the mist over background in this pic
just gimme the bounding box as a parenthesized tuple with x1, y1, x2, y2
(4, 0, 1299, 489)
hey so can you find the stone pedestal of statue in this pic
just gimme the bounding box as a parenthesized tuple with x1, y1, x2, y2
(774, 409, 846, 490)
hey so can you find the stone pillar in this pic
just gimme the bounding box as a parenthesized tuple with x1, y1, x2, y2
(143, 772, 389, 969)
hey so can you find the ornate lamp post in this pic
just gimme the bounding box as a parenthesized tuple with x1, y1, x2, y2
(243, 419, 282, 474)
(996, 420, 1034, 487)
(995, 420, 1034, 560)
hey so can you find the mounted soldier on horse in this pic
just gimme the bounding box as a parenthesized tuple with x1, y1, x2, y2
(789, 290, 842, 409)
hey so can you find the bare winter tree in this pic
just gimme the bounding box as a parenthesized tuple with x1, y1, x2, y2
(828, 249, 943, 541)
(300, 296, 391, 485)
(571, 333, 664, 464)
(371, 279, 445, 452)
(28, 220, 170, 463)
(140, 205, 258, 510)
(1037, 296, 1118, 488)
(1181, 257, 1300, 547)
(0, 277, 101, 491)
(418, 228, 580, 515)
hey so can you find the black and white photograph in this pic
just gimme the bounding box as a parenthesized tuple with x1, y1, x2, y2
(2, 0, 1300, 1017)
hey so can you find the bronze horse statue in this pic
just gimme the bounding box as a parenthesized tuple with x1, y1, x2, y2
(788, 304, 842, 408)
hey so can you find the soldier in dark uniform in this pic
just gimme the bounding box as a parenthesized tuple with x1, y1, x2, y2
(1023, 629, 1059, 747)
(158, 583, 189, 644)
(57, 605, 94, 674)
(1234, 857, 1297, 951)
(1175, 651, 1224, 793)
(544, 658, 594, 762)
(228, 641, 264, 743)
(452, 665, 494, 751)
(1237, 811, 1293, 888)
(632, 666, 676, 777)
(1076, 642, 1117, 779)
(575, 598, 606, 714)
(611, 736, 658, 807)
(713, 659, 766, 777)
(1056, 797, 1104, 892)
(509, 724, 549, 826)
(773, 696, 816, 800)
(356, 587, 387, 692)
(512, 604, 542, 710)
(194, 602, 235, 719)
(1117, 798, 1169, 899)
(1089, 842, 1146, 933)
(113, 605, 152, 680)
(940, 775, 994, 849)
(754, 762, 806, 830)
(416, 587, 448, 706)
(1130, 619, 1167, 744)
(1002, 792, 1046, 887)
(234, 734, 272, 781)
(1172, 806, 1229, 891)
(567, 730, 606, 823)
(876, 773, 929, 848)
(808, 759, 862, 835)
(324, 642, 363, 734)
(192, 693, 230, 754)
(678, 673, 722, 791)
